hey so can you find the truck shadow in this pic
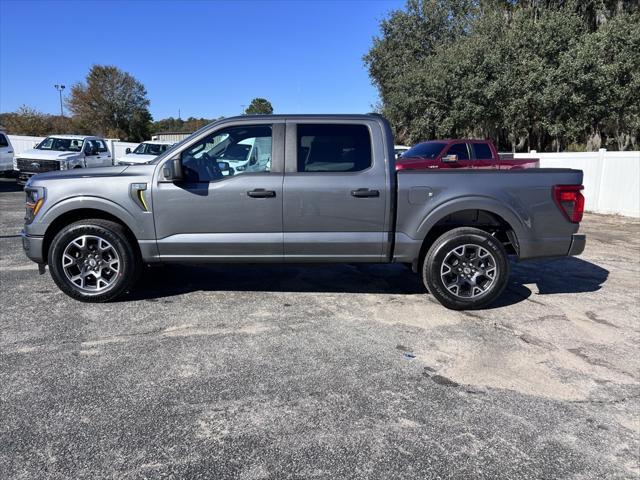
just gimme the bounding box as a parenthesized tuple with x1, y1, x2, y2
(129, 256, 608, 308)
(0, 178, 21, 193)
(490, 256, 609, 309)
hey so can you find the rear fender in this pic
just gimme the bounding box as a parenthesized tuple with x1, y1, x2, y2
(415, 195, 528, 246)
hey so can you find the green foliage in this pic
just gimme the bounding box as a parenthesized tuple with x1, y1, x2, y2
(244, 98, 274, 115)
(365, 0, 639, 151)
(0, 106, 83, 136)
(150, 116, 221, 135)
(67, 65, 152, 142)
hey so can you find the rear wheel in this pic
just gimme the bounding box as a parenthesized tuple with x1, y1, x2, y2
(48, 219, 140, 302)
(423, 227, 509, 310)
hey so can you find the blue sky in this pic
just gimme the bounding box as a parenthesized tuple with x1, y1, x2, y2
(0, 0, 402, 120)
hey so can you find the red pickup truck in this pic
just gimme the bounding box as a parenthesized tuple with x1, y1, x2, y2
(396, 139, 539, 170)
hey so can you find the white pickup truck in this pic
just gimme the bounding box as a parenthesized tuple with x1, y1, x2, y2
(14, 135, 112, 185)
(116, 141, 175, 165)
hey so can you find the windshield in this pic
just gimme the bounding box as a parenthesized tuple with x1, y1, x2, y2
(133, 143, 172, 155)
(36, 137, 83, 152)
(401, 142, 446, 159)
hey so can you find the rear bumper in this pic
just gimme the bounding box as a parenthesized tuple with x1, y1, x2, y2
(568, 233, 586, 256)
(21, 231, 45, 264)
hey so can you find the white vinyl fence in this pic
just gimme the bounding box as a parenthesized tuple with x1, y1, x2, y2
(7, 135, 43, 155)
(513, 149, 640, 218)
(7, 135, 139, 164)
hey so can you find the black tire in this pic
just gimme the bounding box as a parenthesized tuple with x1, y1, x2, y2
(423, 227, 510, 310)
(48, 219, 140, 302)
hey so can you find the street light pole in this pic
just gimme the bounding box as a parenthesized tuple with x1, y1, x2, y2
(54, 84, 65, 117)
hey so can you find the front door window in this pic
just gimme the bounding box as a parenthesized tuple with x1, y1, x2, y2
(181, 125, 272, 182)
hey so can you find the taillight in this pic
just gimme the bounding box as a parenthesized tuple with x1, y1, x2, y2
(553, 185, 584, 223)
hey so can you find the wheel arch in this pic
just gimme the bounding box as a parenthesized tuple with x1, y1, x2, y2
(43, 208, 142, 265)
(414, 206, 521, 272)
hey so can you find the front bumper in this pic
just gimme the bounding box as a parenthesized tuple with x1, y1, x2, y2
(21, 231, 45, 264)
(17, 172, 35, 185)
(568, 234, 586, 256)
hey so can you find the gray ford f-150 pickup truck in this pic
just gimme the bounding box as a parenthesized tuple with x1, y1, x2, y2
(21, 114, 586, 309)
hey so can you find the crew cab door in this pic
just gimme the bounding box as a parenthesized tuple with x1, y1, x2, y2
(441, 142, 472, 168)
(282, 121, 390, 261)
(83, 140, 102, 168)
(93, 139, 113, 166)
(151, 122, 284, 260)
(470, 142, 498, 169)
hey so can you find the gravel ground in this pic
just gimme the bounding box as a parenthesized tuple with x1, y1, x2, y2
(0, 177, 638, 479)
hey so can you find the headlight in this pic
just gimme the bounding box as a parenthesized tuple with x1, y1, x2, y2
(59, 160, 68, 170)
(25, 186, 46, 223)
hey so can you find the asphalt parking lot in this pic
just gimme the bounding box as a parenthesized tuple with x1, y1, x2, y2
(1, 178, 638, 479)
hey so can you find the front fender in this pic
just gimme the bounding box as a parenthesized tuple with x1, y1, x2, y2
(66, 156, 85, 168)
(32, 195, 152, 240)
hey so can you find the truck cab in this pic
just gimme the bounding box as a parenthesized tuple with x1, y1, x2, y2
(14, 135, 112, 185)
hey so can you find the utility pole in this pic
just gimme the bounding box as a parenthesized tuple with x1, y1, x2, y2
(54, 84, 65, 117)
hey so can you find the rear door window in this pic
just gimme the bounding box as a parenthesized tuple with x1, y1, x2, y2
(472, 143, 493, 160)
(447, 143, 470, 160)
(297, 124, 372, 172)
(94, 139, 109, 152)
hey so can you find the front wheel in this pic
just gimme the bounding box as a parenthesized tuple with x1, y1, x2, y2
(48, 219, 140, 302)
(423, 227, 510, 310)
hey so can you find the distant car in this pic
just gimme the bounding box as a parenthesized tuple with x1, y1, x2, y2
(14, 135, 112, 185)
(396, 139, 539, 170)
(394, 145, 410, 158)
(0, 130, 14, 176)
(117, 141, 175, 165)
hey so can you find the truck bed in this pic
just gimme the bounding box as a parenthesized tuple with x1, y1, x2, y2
(392, 168, 584, 262)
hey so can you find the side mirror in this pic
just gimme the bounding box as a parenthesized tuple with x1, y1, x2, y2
(125, 148, 131, 154)
(442, 154, 458, 163)
(218, 161, 235, 176)
(162, 157, 183, 181)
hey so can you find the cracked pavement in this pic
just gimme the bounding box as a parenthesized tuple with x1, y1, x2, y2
(0, 178, 638, 479)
